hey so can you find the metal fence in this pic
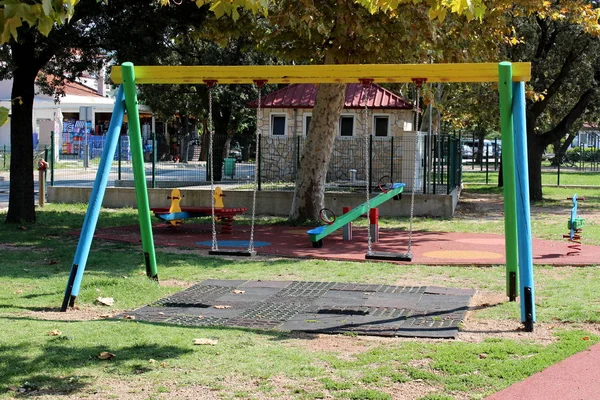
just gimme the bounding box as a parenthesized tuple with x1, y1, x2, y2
(6, 133, 463, 195)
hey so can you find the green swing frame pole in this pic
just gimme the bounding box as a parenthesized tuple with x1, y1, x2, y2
(121, 62, 158, 279)
(498, 62, 519, 301)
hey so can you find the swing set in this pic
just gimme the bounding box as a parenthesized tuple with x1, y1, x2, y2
(61, 61, 537, 332)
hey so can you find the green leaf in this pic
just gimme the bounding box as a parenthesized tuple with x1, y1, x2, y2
(8, 16, 22, 40)
(42, 0, 53, 16)
(0, 107, 9, 127)
(37, 17, 54, 36)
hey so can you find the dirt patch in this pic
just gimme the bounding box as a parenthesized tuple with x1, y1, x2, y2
(159, 279, 195, 288)
(22, 306, 119, 321)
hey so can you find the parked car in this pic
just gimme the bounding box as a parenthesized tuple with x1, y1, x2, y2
(462, 145, 474, 158)
(229, 142, 243, 162)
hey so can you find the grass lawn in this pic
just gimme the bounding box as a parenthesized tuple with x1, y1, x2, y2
(0, 186, 599, 400)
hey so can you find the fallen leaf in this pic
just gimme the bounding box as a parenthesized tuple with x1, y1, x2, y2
(198, 315, 205, 319)
(123, 315, 136, 320)
(49, 329, 62, 336)
(96, 297, 114, 306)
(583, 336, 590, 341)
(23, 269, 30, 272)
(193, 338, 218, 346)
(160, 362, 167, 367)
(98, 351, 116, 360)
(14, 290, 23, 294)
(478, 353, 488, 359)
(121, 275, 128, 279)
(213, 305, 231, 309)
(19, 226, 27, 230)
(148, 359, 156, 364)
(99, 314, 111, 319)
(48, 260, 57, 265)
(233, 289, 245, 294)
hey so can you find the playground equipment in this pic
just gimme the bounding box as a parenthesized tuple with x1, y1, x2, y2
(61, 61, 536, 333)
(205, 81, 261, 257)
(563, 194, 585, 255)
(150, 188, 247, 234)
(358, 77, 420, 262)
(307, 182, 405, 248)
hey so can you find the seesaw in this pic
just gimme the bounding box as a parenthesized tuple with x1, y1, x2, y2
(150, 188, 247, 234)
(307, 183, 405, 248)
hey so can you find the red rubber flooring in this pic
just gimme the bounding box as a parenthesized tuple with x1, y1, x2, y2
(485, 342, 600, 400)
(93, 223, 600, 266)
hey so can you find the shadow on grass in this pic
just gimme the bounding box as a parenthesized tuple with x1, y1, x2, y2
(0, 323, 193, 396)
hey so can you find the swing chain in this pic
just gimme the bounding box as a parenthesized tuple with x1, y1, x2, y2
(360, 80, 373, 255)
(248, 81, 265, 252)
(207, 82, 218, 251)
(407, 81, 424, 256)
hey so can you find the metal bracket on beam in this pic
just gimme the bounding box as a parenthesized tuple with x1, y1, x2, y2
(253, 79, 268, 88)
(359, 78, 374, 87)
(411, 78, 428, 88)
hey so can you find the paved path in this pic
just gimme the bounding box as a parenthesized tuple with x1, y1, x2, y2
(486, 343, 600, 400)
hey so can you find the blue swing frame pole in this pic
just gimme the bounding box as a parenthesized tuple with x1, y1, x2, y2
(513, 81, 536, 331)
(61, 86, 126, 311)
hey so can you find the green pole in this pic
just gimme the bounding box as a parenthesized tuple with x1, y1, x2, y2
(50, 131, 55, 186)
(121, 62, 158, 279)
(498, 62, 518, 301)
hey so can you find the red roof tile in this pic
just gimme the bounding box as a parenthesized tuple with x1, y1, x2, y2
(251, 83, 413, 109)
(63, 80, 103, 97)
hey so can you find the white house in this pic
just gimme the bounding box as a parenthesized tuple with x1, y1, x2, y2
(0, 77, 155, 152)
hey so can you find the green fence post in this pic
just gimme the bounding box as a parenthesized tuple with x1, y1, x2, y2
(257, 134, 262, 191)
(390, 136, 394, 181)
(368, 134, 373, 192)
(118, 135, 122, 180)
(50, 131, 55, 186)
(152, 131, 156, 189)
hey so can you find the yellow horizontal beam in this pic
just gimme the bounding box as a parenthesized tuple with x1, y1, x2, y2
(110, 63, 530, 85)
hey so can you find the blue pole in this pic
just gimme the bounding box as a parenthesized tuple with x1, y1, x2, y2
(512, 81, 536, 332)
(61, 86, 126, 311)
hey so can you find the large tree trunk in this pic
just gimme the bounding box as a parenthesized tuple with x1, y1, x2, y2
(6, 44, 40, 223)
(289, 83, 346, 222)
(527, 133, 545, 201)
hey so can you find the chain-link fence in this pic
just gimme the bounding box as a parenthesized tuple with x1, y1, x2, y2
(3, 133, 463, 195)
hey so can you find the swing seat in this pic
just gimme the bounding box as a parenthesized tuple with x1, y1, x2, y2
(365, 251, 412, 262)
(208, 249, 257, 257)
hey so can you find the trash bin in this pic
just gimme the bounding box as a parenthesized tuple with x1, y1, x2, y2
(224, 157, 236, 178)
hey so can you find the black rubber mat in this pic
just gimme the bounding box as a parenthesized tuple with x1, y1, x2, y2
(121, 279, 475, 338)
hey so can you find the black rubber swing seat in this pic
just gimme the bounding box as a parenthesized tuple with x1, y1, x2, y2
(365, 251, 412, 262)
(208, 249, 257, 257)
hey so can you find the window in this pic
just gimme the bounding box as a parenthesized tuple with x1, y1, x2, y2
(304, 114, 312, 136)
(271, 114, 286, 136)
(374, 116, 389, 137)
(339, 115, 354, 136)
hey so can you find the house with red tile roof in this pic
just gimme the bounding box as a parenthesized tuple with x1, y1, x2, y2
(252, 83, 415, 138)
(251, 83, 423, 190)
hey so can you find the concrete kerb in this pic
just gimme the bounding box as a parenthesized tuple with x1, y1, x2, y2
(47, 186, 459, 218)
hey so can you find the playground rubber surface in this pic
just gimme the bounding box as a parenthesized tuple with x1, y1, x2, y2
(119, 279, 475, 339)
(484, 342, 600, 400)
(93, 223, 600, 266)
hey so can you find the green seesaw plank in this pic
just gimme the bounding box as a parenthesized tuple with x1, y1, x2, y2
(307, 183, 405, 243)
